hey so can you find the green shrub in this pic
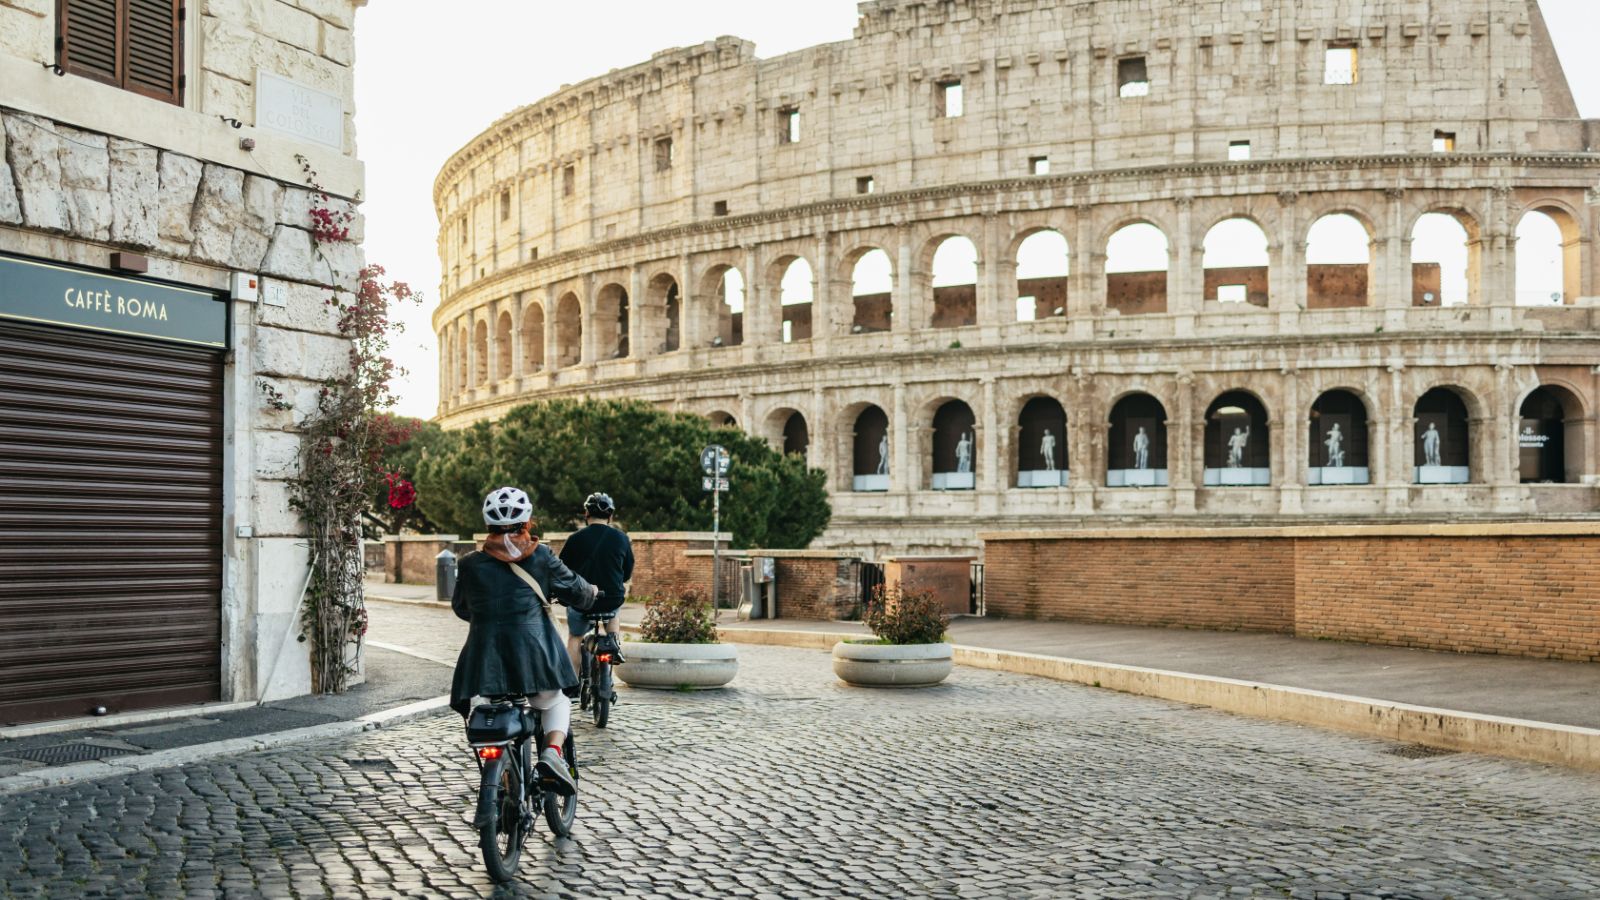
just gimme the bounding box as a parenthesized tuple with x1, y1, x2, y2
(863, 585, 950, 645)
(638, 590, 719, 645)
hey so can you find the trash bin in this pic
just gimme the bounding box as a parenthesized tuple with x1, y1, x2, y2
(435, 549, 456, 602)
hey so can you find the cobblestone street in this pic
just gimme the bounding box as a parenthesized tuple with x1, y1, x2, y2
(5, 637, 1600, 899)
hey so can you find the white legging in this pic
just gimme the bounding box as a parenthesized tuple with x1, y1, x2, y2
(527, 689, 570, 739)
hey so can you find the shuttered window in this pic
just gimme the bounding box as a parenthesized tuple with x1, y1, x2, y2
(0, 321, 223, 726)
(58, 0, 184, 105)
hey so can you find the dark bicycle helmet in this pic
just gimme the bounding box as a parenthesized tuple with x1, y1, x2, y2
(583, 492, 616, 518)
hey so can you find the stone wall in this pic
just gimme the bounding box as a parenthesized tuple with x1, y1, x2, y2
(983, 524, 1600, 662)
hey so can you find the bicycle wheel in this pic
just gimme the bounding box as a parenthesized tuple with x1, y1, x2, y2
(591, 659, 610, 728)
(543, 735, 578, 837)
(479, 749, 526, 883)
(578, 646, 593, 712)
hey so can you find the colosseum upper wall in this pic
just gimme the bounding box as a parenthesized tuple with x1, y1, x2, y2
(432, 0, 1600, 555)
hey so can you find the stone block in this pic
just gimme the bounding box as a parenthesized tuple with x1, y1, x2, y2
(57, 126, 111, 241)
(254, 279, 346, 333)
(261, 224, 324, 283)
(155, 151, 203, 245)
(190, 164, 247, 264)
(0, 114, 20, 226)
(253, 429, 302, 479)
(108, 139, 160, 248)
(319, 22, 353, 66)
(233, 174, 284, 268)
(2, 113, 70, 232)
(254, 325, 349, 380)
(262, 0, 320, 53)
(253, 479, 303, 536)
(290, 0, 355, 29)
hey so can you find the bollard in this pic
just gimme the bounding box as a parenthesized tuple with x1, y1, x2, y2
(435, 549, 457, 602)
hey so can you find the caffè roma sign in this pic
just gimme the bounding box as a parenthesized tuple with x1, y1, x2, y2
(0, 254, 227, 348)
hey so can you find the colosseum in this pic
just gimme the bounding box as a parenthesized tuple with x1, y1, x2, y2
(433, 0, 1599, 556)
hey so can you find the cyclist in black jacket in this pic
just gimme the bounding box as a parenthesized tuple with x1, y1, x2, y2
(559, 492, 634, 687)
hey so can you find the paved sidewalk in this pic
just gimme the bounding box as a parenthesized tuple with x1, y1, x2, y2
(366, 578, 1600, 730)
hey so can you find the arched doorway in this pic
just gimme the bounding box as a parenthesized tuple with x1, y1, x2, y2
(1516, 208, 1579, 305)
(1202, 218, 1270, 307)
(1107, 394, 1167, 486)
(1308, 390, 1369, 484)
(852, 405, 890, 492)
(930, 236, 978, 328)
(778, 257, 814, 343)
(521, 303, 545, 374)
(554, 292, 582, 368)
(708, 410, 738, 430)
(850, 248, 893, 333)
(930, 400, 976, 490)
(494, 311, 512, 381)
(1016, 396, 1067, 487)
(595, 283, 629, 359)
(1105, 223, 1168, 315)
(1014, 230, 1069, 321)
(645, 274, 681, 354)
(1414, 387, 1470, 483)
(1305, 213, 1373, 308)
(1519, 387, 1578, 483)
(1411, 211, 1475, 306)
(782, 412, 810, 459)
(472, 319, 488, 385)
(1204, 391, 1270, 486)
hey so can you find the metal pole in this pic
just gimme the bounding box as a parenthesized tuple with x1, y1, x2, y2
(711, 486, 721, 612)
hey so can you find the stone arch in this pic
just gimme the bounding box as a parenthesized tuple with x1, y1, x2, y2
(1202, 217, 1270, 306)
(1518, 384, 1584, 484)
(1515, 203, 1583, 305)
(845, 245, 894, 333)
(759, 407, 811, 460)
(1305, 210, 1376, 309)
(707, 409, 738, 429)
(1016, 394, 1068, 487)
(772, 255, 815, 343)
(1012, 228, 1070, 321)
(1409, 208, 1479, 306)
(1106, 392, 1168, 486)
(594, 282, 630, 359)
(927, 398, 978, 490)
(1104, 221, 1169, 315)
(1412, 386, 1474, 483)
(644, 272, 682, 354)
(1203, 390, 1270, 485)
(521, 301, 545, 374)
(455, 323, 468, 390)
(697, 263, 744, 348)
(1308, 389, 1370, 484)
(845, 402, 891, 491)
(554, 292, 582, 368)
(494, 310, 513, 381)
(472, 319, 488, 385)
(923, 234, 980, 328)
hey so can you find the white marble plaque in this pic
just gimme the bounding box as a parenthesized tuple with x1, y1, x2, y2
(256, 71, 345, 149)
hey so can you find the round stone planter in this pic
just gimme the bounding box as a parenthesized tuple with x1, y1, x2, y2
(616, 642, 739, 690)
(832, 641, 953, 688)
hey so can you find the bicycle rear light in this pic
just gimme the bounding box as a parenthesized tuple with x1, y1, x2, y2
(477, 746, 504, 760)
(597, 654, 612, 663)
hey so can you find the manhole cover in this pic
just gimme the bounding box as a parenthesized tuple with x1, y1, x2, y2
(347, 758, 397, 771)
(6, 743, 136, 764)
(1386, 743, 1458, 759)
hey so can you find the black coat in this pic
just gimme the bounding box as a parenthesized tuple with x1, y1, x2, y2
(557, 523, 634, 612)
(449, 545, 589, 715)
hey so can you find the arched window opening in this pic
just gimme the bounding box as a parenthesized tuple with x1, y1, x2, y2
(1520, 387, 1580, 484)
(708, 410, 738, 429)
(930, 400, 977, 490)
(930, 236, 979, 328)
(1516, 209, 1576, 306)
(472, 320, 488, 385)
(1202, 218, 1270, 307)
(521, 304, 545, 374)
(1017, 397, 1068, 487)
(1107, 394, 1168, 486)
(455, 326, 468, 390)
(779, 257, 814, 344)
(1411, 212, 1473, 306)
(783, 412, 810, 459)
(1015, 230, 1069, 321)
(851, 249, 894, 333)
(494, 311, 513, 381)
(1204, 392, 1270, 486)
(595, 283, 630, 359)
(1306, 213, 1372, 308)
(555, 293, 582, 368)
(645, 274, 681, 355)
(1414, 388, 1470, 484)
(1308, 390, 1369, 485)
(1105, 223, 1169, 315)
(852, 405, 890, 492)
(704, 266, 744, 348)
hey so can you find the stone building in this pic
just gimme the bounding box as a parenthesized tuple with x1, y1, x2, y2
(432, 0, 1599, 557)
(0, 0, 366, 724)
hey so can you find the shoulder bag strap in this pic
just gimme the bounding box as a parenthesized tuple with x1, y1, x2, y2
(503, 560, 550, 610)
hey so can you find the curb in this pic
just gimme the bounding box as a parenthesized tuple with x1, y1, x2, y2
(651, 623, 1600, 773)
(0, 695, 453, 797)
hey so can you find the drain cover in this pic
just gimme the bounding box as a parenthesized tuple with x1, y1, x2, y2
(1386, 743, 1458, 759)
(6, 743, 136, 764)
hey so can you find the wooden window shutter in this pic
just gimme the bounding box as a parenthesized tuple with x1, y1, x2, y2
(58, 0, 183, 105)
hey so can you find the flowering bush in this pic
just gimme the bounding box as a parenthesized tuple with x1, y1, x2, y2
(863, 585, 950, 645)
(384, 472, 417, 510)
(639, 590, 719, 645)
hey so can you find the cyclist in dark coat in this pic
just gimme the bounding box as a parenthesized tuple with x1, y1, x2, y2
(451, 486, 595, 794)
(559, 491, 634, 681)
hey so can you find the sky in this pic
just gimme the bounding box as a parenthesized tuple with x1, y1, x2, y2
(353, 1, 1600, 420)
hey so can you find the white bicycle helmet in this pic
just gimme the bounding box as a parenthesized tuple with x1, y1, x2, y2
(482, 486, 533, 526)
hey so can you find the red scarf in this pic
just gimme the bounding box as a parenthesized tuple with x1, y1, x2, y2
(483, 524, 537, 563)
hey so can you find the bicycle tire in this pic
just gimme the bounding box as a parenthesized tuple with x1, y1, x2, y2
(479, 750, 525, 883)
(578, 647, 593, 712)
(543, 735, 578, 837)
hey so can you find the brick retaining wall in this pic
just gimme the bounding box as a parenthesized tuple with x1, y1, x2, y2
(981, 524, 1600, 662)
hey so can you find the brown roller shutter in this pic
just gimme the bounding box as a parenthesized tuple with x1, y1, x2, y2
(0, 320, 223, 726)
(57, 0, 183, 105)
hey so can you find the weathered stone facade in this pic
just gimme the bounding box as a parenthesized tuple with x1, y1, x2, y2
(433, 0, 1600, 555)
(1, 0, 366, 705)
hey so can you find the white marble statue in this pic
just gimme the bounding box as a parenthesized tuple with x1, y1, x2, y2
(1324, 423, 1344, 468)
(1226, 425, 1251, 468)
(1040, 428, 1057, 471)
(1132, 426, 1150, 470)
(877, 434, 889, 475)
(956, 431, 973, 474)
(1421, 422, 1442, 467)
